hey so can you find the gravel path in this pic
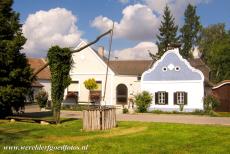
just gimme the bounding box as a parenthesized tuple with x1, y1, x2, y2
(25, 105, 230, 126)
(61, 110, 230, 126)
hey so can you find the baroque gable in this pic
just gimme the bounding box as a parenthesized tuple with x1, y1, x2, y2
(142, 49, 204, 81)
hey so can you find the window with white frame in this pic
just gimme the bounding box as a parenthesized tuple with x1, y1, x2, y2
(174, 92, 187, 105)
(155, 91, 168, 105)
(177, 92, 184, 104)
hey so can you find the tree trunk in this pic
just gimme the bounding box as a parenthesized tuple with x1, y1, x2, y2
(53, 107, 61, 124)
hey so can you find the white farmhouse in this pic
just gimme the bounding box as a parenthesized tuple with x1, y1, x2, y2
(28, 41, 211, 112)
(141, 49, 204, 111)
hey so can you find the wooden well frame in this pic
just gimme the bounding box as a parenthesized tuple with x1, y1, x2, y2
(83, 106, 116, 131)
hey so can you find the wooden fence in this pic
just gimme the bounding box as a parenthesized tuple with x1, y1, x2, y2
(83, 107, 116, 131)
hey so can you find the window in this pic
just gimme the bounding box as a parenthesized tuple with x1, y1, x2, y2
(116, 84, 128, 104)
(174, 92, 187, 105)
(155, 91, 168, 105)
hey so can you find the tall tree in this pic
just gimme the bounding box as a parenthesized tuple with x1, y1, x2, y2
(156, 5, 179, 56)
(0, 0, 33, 118)
(198, 23, 230, 83)
(180, 4, 202, 59)
(47, 46, 72, 124)
(199, 23, 226, 62)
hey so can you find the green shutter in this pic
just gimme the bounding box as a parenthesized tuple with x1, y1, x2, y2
(155, 92, 158, 105)
(184, 92, 188, 105)
(174, 92, 177, 105)
(165, 92, 168, 104)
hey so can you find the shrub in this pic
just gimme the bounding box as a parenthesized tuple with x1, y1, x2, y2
(193, 109, 204, 114)
(35, 90, 48, 108)
(123, 108, 129, 114)
(179, 104, 184, 112)
(204, 95, 220, 112)
(84, 78, 98, 91)
(134, 91, 152, 113)
(172, 110, 178, 114)
(152, 109, 164, 114)
(84, 78, 98, 104)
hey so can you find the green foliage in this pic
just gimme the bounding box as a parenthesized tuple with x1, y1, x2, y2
(204, 95, 220, 112)
(198, 23, 230, 83)
(123, 108, 129, 114)
(180, 4, 202, 59)
(0, 0, 33, 118)
(35, 89, 48, 108)
(151, 109, 170, 114)
(84, 78, 98, 104)
(47, 46, 72, 124)
(84, 78, 98, 91)
(134, 91, 152, 113)
(156, 5, 179, 56)
(193, 109, 205, 114)
(179, 104, 184, 112)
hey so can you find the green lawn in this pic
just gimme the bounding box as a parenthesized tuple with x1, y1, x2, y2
(0, 120, 230, 154)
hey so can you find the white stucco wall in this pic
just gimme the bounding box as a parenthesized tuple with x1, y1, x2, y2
(113, 75, 141, 104)
(39, 79, 52, 100)
(67, 74, 114, 105)
(63, 41, 115, 105)
(141, 81, 204, 111)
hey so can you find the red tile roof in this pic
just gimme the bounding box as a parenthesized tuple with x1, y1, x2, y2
(28, 58, 51, 80)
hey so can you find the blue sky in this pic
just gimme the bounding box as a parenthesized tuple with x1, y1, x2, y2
(13, 0, 230, 59)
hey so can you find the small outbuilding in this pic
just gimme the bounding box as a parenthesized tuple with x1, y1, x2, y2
(212, 80, 230, 112)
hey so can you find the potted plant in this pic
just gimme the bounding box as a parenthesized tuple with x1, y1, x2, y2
(84, 78, 98, 105)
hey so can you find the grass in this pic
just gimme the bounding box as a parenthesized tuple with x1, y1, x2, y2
(212, 112, 230, 117)
(150, 109, 230, 117)
(0, 119, 230, 154)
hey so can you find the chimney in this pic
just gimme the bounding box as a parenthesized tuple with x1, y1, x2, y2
(98, 46, 104, 58)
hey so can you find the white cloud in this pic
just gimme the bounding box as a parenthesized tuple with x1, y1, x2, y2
(22, 8, 82, 57)
(112, 42, 158, 60)
(91, 4, 159, 41)
(92, 1, 210, 41)
(145, 0, 210, 24)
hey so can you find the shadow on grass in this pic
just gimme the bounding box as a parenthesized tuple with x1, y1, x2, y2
(0, 128, 43, 145)
(22, 111, 53, 118)
(5, 111, 79, 124)
(60, 118, 79, 124)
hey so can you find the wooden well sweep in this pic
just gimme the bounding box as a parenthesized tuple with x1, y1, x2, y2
(83, 106, 116, 131)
